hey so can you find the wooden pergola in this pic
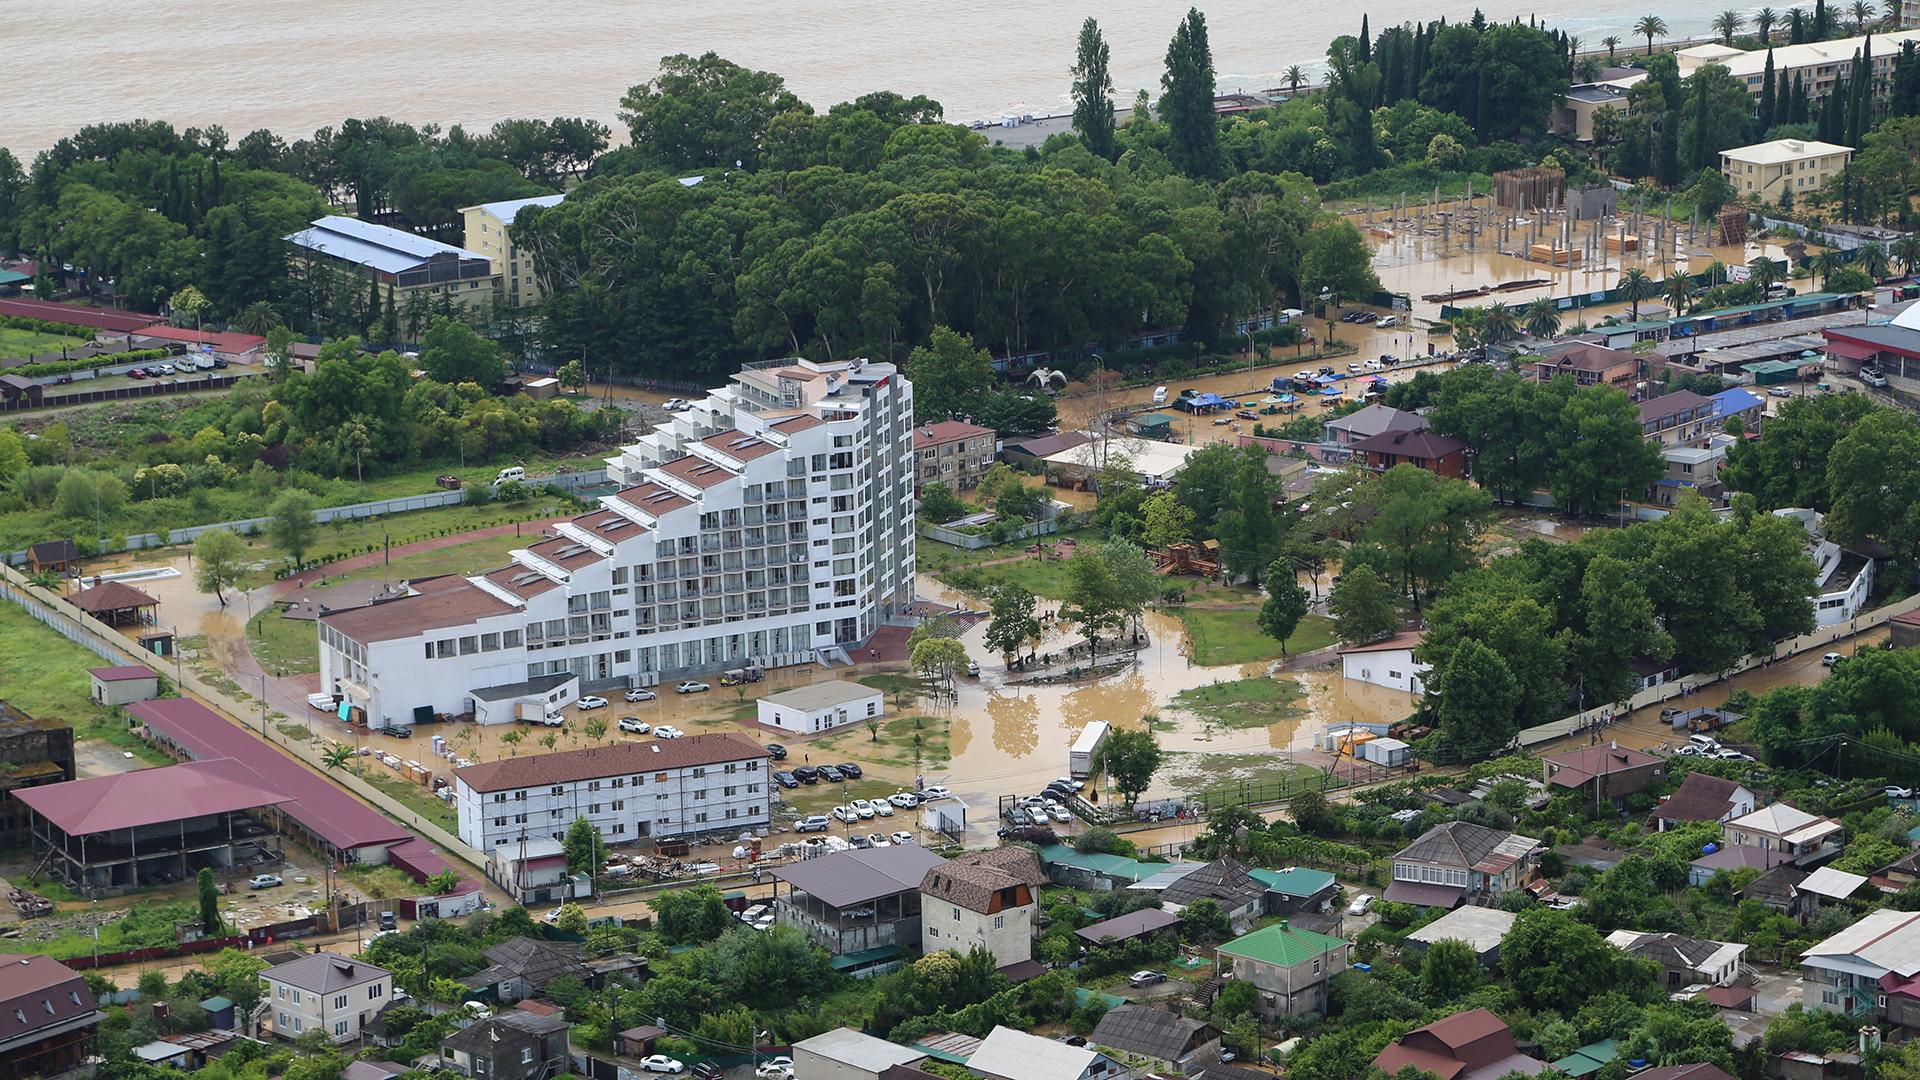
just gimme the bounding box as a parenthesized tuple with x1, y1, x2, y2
(73, 580, 159, 628)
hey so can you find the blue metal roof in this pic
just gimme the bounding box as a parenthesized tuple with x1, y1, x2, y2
(284, 216, 487, 274)
(1709, 387, 1765, 415)
(465, 194, 565, 223)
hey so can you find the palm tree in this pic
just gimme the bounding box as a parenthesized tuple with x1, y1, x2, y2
(1859, 243, 1891, 281)
(1482, 302, 1520, 344)
(1894, 233, 1920, 275)
(1748, 255, 1787, 290)
(1713, 10, 1746, 45)
(583, 717, 609, 744)
(236, 301, 283, 336)
(1602, 35, 1622, 60)
(1849, 0, 1876, 31)
(1755, 7, 1777, 44)
(322, 745, 355, 773)
(1814, 249, 1848, 284)
(1620, 268, 1657, 321)
(1664, 275, 1693, 316)
(1635, 15, 1669, 55)
(1523, 297, 1561, 339)
(1284, 65, 1306, 94)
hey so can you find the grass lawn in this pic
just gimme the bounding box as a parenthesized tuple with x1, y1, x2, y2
(1171, 607, 1336, 666)
(247, 608, 319, 676)
(1171, 677, 1307, 730)
(924, 529, 1099, 601)
(0, 603, 171, 765)
(343, 865, 426, 900)
(1161, 751, 1324, 798)
(805, 715, 950, 770)
(0, 326, 89, 360)
(358, 769, 457, 833)
(235, 497, 570, 586)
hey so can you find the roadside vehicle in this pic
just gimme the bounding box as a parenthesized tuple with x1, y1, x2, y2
(624, 688, 657, 702)
(575, 696, 608, 710)
(249, 874, 283, 889)
(1128, 971, 1165, 987)
(653, 725, 685, 739)
(675, 681, 710, 694)
(618, 717, 651, 735)
(795, 815, 831, 832)
(1347, 893, 1375, 915)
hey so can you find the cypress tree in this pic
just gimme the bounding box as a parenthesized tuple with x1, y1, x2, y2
(1813, 0, 1830, 40)
(365, 273, 380, 328)
(1789, 8, 1807, 43)
(1161, 7, 1224, 179)
(1849, 37, 1872, 145)
(1760, 49, 1778, 134)
(1656, 112, 1683, 187)
(1359, 14, 1371, 62)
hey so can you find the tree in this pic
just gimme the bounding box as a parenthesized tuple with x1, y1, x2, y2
(1419, 937, 1484, 1001)
(1179, 899, 1230, 944)
(192, 528, 247, 607)
(556, 358, 586, 392)
(170, 283, 211, 332)
(1071, 18, 1119, 160)
(1300, 221, 1384, 310)
(1358, 465, 1492, 609)
(1062, 546, 1127, 663)
(1713, 10, 1746, 45)
(1635, 15, 1670, 55)
(1161, 8, 1225, 178)
(618, 52, 807, 170)
(583, 717, 609, 744)
(1603, 36, 1623, 60)
(1827, 409, 1920, 565)
(1523, 298, 1561, 339)
(1258, 570, 1311, 655)
(1851, 0, 1877, 31)
(1289, 788, 1341, 835)
(419, 316, 505, 389)
(1433, 639, 1523, 754)
(267, 490, 319, 567)
(1139, 491, 1195, 550)
(1100, 728, 1162, 807)
(905, 326, 994, 423)
(1757, 7, 1778, 44)
(1502, 907, 1654, 1013)
(917, 482, 968, 524)
(984, 584, 1041, 667)
(1619, 268, 1657, 322)
(650, 883, 734, 944)
(1329, 566, 1396, 645)
(321, 745, 354, 772)
(197, 867, 221, 935)
(911, 636, 969, 688)
(563, 816, 603, 879)
(1284, 65, 1307, 93)
(1548, 385, 1663, 518)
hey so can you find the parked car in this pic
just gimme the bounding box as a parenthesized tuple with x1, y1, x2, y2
(848, 833, 872, 849)
(866, 833, 891, 847)
(1823, 652, 1843, 666)
(850, 799, 877, 819)
(773, 771, 799, 789)
(890, 831, 916, 845)
(888, 791, 920, 808)
(1006, 808, 1031, 827)
(919, 785, 952, 800)
(1318, 365, 1336, 376)
(662, 399, 689, 411)
(618, 717, 651, 735)
(653, 725, 685, 739)
(641, 1056, 685, 1074)
(1048, 804, 1071, 823)
(1376, 315, 1398, 328)
(819, 765, 846, 783)
(833, 805, 860, 823)
(1363, 359, 1384, 371)
(675, 681, 710, 694)
(694, 1064, 726, 1080)
(126, 368, 149, 379)
(1688, 734, 1720, 751)
(1888, 786, 1915, 799)
(1236, 410, 1258, 420)
(873, 801, 894, 817)
(1769, 387, 1794, 398)
(248, 874, 283, 889)
(575, 696, 608, 710)
(624, 688, 657, 702)
(1347, 893, 1375, 915)
(793, 766, 820, 784)
(1128, 971, 1166, 987)
(795, 815, 831, 832)
(378, 910, 397, 931)
(757, 1061, 795, 1080)
(766, 743, 788, 760)
(837, 763, 863, 779)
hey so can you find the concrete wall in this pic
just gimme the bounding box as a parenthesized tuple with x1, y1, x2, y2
(922, 897, 1032, 968)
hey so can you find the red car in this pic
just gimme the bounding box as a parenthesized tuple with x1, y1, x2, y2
(126, 368, 148, 379)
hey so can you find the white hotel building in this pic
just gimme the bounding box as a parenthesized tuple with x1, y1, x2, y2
(317, 358, 916, 729)
(454, 732, 769, 852)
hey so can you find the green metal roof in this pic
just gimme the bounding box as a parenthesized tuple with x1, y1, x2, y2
(1215, 921, 1347, 967)
(0, 270, 30, 287)
(1037, 843, 1152, 881)
(1132, 413, 1176, 427)
(829, 944, 901, 971)
(1552, 1039, 1619, 1077)
(1246, 866, 1336, 897)
(910, 1041, 975, 1064)
(1604, 292, 1844, 335)
(199, 996, 233, 1012)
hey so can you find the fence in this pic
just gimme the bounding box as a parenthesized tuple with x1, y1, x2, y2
(0, 373, 242, 412)
(2, 467, 611, 565)
(918, 518, 1058, 549)
(1439, 267, 1721, 320)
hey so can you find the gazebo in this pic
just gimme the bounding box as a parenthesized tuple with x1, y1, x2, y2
(73, 580, 159, 627)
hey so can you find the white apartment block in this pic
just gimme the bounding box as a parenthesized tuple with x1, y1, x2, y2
(454, 732, 770, 852)
(317, 357, 916, 730)
(1676, 30, 1920, 103)
(460, 194, 564, 308)
(259, 954, 392, 1044)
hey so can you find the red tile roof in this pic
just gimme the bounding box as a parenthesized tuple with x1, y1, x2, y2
(1336, 630, 1424, 655)
(320, 576, 517, 643)
(1659, 773, 1747, 823)
(769, 413, 824, 432)
(527, 535, 608, 571)
(701, 430, 781, 461)
(72, 580, 158, 614)
(1535, 344, 1637, 373)
(13, 759, 292, 835)
(913, 421, 994, 450)
(657, 456, 737, 489)
(0, 955, 98, 1045)
(89, 665, 157, 683)
(616, 483, 693, 516)
(455, 733, 767, 793)
(1349, 429, 1468, 461)
(483, 564, 560, 600)
(1543, 743, 1663, 786)
(0, 298, 161, 332)
(130, 698, 411, 851)
(131, 326, 268, 353)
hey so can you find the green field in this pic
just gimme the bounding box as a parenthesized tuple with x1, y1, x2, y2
(0, 602, 170, 765)
(1171, 606, 1336, 666)
(1171, 677, 1307, 730)
(0, 326, 88, 360)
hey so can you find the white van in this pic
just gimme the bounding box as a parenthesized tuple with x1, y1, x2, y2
(1151, 386, 1169, 404)
(493, 466, 526, 486)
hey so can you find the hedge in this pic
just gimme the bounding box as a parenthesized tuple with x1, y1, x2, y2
(0, 314, 94, 339)
(11, 348, 177, 380)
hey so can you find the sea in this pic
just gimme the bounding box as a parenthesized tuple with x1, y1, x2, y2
(1, 1, 1757, 158)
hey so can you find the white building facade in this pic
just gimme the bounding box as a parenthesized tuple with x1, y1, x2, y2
(453, 732, 770, 852)
(757, 680, 884, 734)
(260, 954, 392, 1044)
(1337, 632, 1430, 695)
(318, 358, 916, 729)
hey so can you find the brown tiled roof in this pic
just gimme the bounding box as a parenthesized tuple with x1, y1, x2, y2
(1544, 744, 1663, 786)
(769, 413, 824, 432)
(1638, 390, 1711, 423)
(89, 665, 156, 682)
(568, 509, 650, 544)
(658, 455, 737, 489)
(1658, 773, 1746, 823)
(320, 577, 517, 643)
(1349, 429, 1468, 461)
(0, 955, 98, 1046)
(1337, 630, 1424, 655)
(701, 430, 781, 461)
(454, 732, 766, 793)
(1538, 344, 1636, 372)
(773, 367, 823, 381)
(265, 953, 389, 994)
(616, 483, 693, 516)
(913, 421, 994, 450)
(73, 579, 157, 613)
(527, 535, 609, 571)
(922, 848, 1046, 913)
(483, 564, 560, 600)
(27, 540, 78, 564)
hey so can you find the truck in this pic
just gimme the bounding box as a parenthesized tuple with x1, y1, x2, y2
(1069, 721, 1111, 779)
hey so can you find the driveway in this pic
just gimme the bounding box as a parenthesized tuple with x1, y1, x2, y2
(1748, 967, 1807, 1015)
(74, 741, 148, 780)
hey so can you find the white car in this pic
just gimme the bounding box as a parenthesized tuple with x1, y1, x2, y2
(1347, 893, 1375, 915)
(618, 717, 651, 735)
(919, 785, 952, 801)
(1363, 358, 1384, 371)
(833, 805, 860, 823)
(851, 799, 877, 819)
(653, 725, 685, 739)
(307, 692, 336, 712)
(641, 1056, 685, 1074)
(1822, 652, 1842, 667)
(757, 1059, 795, 1079)
(1375, 315, 1398, 328)
(866, 833, 891, 847)
(873, 801, 894, 817)
(1889, 786, 1915, 799)
(888, 792, 920, 808)
(575, 696, 608, 710)
(676, 681, 710, 694)
(662, 398, 689, 411)
(624, 688, 658, 702)
(890, 831, 915, 845)
(248, 874, 283, 889)
(1048, 804, 1071, 823)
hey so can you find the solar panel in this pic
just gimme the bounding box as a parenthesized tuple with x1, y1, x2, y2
(509, 572, 543, 586)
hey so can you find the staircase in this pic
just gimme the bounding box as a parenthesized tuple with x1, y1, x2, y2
(1193, 976, 1224, 1009)
(816, 646, 852, 668)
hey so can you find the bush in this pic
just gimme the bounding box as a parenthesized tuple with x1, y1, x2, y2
(15, 349, 175, 379)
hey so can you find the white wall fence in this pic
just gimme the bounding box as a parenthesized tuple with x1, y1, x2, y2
(918, 518, 1060, 550)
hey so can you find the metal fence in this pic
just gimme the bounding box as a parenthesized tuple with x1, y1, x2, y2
(918, 518, 1059, 549)
(1, 373, 242, 412)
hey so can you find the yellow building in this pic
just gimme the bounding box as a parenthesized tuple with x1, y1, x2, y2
(459, 194, 565, 309)
(1678, 29, 1920, 103)
(1719, 139, 1853, 202)
(1551, 69, 1645, 142)
(284, 216, 499, 313)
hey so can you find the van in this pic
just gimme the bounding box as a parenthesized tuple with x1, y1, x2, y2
(1152, 386, 1169, 405)
(493, 466, 526, 486)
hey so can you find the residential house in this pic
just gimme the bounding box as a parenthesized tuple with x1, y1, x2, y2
(1674, 29, 1920, 104)
(1090, 1004, 1220, 1072)
(260, 953, 392, 1043)
(1214, 920, 1349, 1019)
(1708, 387, 1766, 434)
(1724, 802, 1843, 866)
(1721, 140, 1854, 202)
(758, 681, 885, 735)
(1530, 344, 1639, 391)
(25, 540, 79, 577)
(1386, 821, 1541, 908)
(920, 847, 1045, 970)
(457, 937, 590, 1004)
(1552, 79, 1637, 142)
(88, 666, 159, 708)
(1323, 405, 1428, 461)
(0, 954, 101, 1079)
(1801, 907, 1920, 1017)
(1634, 1067, 1735, 1080)
(775, 845, 947, 976)
(1348, 429, 1469, 478)
(1774, 509, 1876, 628)
(1632, 656, 1683, 694)
(1655, 438, 1734, 508)
(1074, 908, 1181, 949)
(1552, 1039, 1622, 1078)
(439, 1010, 570, 1079)
(1372, 1008, 1547, 1080)
(1001, 431, 1092, 472)
(1337, 631, 1430, 695)
(1606, 931, 1747, 989)
(1160, 858, 1268, 932)
(487, 837, 589, 906)
(968, 1024, 1122, 1080)
(1658, 773, 1757, 832)
(459, 194, 565, 307)
(794, 1027, 930, 1080)
(1541, 743, 1665, 808)
(1801, 867, 1871, 910)
(1689, 844, 1791, 887)
(1742, 864, 1814, 922)
(1246, 865, 1339, 915)
(1638, 391, 1719, 448)
(342, 1062, 408, 1080)
(914, 421, 997, 491)
(1892, 609, 1920, 649)
(1404, 906, 1518, 968)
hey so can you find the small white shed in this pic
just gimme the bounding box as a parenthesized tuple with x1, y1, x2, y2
(757, 680, 883, 734)
(89, 666, 160, 706)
